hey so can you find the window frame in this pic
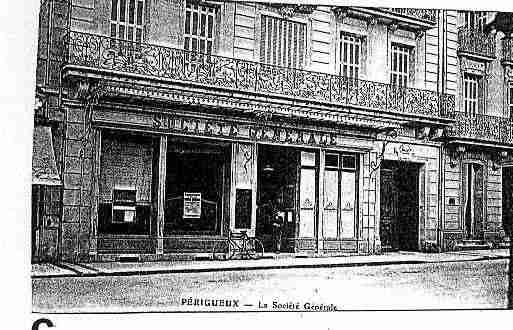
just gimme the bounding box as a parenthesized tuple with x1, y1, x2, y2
(339, 32, 362, 79)
(390, 43, 411, 87)
(463, 72, 481, 116)
(183, 1, 218, 54)
(110, 0, 146, 42)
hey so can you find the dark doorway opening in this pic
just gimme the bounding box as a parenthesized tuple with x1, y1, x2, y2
(164, 139, 230, 235)
(380, 160, 420, 251)
(463, 163, 484, 240)
(257, 145, 298, 252)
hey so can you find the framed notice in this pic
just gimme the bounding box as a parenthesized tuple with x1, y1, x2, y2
(183, 192, 201, 218)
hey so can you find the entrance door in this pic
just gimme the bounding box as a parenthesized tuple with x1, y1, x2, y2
(256, 145, 298, 252)
(379, 161, 420, 251)
(380, 168, 398, 250)
(463, 163, 484, 240)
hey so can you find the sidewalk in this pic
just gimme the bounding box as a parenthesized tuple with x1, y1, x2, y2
(31, 249, 510, 279)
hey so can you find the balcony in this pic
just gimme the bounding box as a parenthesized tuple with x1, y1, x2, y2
(457, 28, 496, 60)
(446, 113, 513, 146)
(63, 31, 455, 120)
(502, 38, 513, 66)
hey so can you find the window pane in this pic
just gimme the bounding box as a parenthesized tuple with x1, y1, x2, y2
(200, 12, 206, 37)
(129, 0, 135, 24)
(185, 11, 190, 34)
(119, 0, 126, 22)
(299, 168, 316, 237)
(325, 154, 339, 168)
(340, 171, 356, 238)
(192, 11, 198, 35)
(137, 1, 144, 25)
(301, 151, 316, 167)
(111, 0, 118, 21)
(323, 170, 339, 238)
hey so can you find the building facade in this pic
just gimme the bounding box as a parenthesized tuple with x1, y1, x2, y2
(31, 0, 510, 262)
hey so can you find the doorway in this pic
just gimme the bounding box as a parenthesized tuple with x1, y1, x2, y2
(164, 139, 230, 235)
(256, 145, 298, 252)
(462, 163, 484, 240)
(380, 160, 420, 251)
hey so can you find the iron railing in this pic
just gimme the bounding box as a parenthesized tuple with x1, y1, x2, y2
(64, 31, 455, 119)
(446, 112, 513, 144)
(458, 28, 496, 59)
(385, 8, 437, 24)
(502, 38, 513, 64)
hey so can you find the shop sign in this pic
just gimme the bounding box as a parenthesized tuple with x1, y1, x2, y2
(152, 113, 338, 147)
(184, 192, 201, 218)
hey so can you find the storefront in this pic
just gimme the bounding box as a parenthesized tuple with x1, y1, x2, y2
(82, 103, 390, 260)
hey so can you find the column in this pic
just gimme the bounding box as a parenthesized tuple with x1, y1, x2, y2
(156, 135, 167, 255)
(317, 149, 325, 254)
(89, 129, 101, 258)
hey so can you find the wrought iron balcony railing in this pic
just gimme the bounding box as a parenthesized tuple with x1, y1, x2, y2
(385, 8, 437, 24)
(64, 31, 455, 119)
(502, 38, 513, 65)
(458, 28, 496, 59)
(446, 112, 513, 145)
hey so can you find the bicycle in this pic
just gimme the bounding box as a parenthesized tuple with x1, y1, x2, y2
(212, 230, 264, 260)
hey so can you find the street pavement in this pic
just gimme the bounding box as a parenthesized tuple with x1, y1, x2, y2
(33, 258, 509, 312)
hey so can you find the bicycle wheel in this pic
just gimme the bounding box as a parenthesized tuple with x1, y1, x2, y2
(247, 238, 264, 259)
(226, 240, 240, 260)
(212, 240, 229, 260)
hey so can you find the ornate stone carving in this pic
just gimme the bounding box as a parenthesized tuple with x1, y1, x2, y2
(332, 7, 348, 22)
(388, 23, 398, 34)
(269, 4, 316, 18)
(366, 17, 377, 28)
(460, 57, 486, 75)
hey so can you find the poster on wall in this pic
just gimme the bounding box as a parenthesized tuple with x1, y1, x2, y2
(183, 192, 201, 218)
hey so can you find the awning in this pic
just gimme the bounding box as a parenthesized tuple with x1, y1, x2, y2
(32, 125, 62, 186)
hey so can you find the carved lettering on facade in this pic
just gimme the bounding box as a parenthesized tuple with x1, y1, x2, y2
(152, 113, 338, 147)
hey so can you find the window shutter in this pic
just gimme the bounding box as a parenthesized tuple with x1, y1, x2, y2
(260, 15, 306, 69)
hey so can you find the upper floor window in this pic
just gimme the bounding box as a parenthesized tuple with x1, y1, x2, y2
(463, 11, 487, 32)
(110, 0, 145, 42)
(260, 15, 306, 69)
(509, 83, 513, 119)
(340, 33, 361, 79)
(390, 44, 410, 87)
(184, 2, 217, 54)
(463, 73, 481, 116)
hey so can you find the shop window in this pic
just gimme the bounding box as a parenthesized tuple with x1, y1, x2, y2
(260, 15, 306, 68)
(323, 153, 358, 239)
(390, 44, 411, 87)
(98, 133, 154, 235)
(340, 33, 361, 79)
(463, 73, 482, 116)
(164, 142, 229, 235)
(110, 0, 145, 42)
(184, 2, 217, 54)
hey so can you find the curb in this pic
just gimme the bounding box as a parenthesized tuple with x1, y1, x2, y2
(31, 255, 508, 280)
